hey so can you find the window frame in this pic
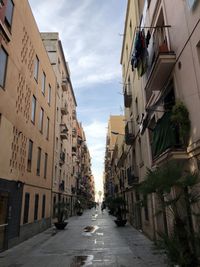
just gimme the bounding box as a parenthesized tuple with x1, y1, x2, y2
(46, 117, 49, 140)
(34, 194, 39, 221)
(41, 71, 46, 95)
(4, 0, 14, 31)
(23, 193, 30, 224)
(0, 46, 8, 89)
(31, 95, 36, 124)
(34, 56, 39, 82)
(39, 107, 44, 133)
(48, 84, 51, 105)
(36, 147, 41, 176)
(44, 153, 48, 179)
(27, 139, 33, 172)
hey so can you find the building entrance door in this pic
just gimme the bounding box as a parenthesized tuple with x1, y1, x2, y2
(0, 192, 8, 251)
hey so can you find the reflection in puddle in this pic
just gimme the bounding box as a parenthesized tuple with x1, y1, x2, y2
(96, 232, 103, 236)
(94, 239, 104, 245)
(70, 255, 94, 266)
(82, 225, 99, 237)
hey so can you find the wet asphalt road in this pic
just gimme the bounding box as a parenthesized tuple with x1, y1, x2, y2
(0, 208, 167, 266)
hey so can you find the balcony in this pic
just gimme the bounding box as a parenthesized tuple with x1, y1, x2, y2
(127, 167, 138, 186)
(145, 27, 176, 103)
(60, 123, 68, 140)
(61, 102, 68, 115)
(125, 122, 134, 145)
(72, 128, 77, 137)
(124, 86, 132, 108)
(152, 111, 187, 165)
(59, 151, 65, 165)
(61, 77, 68, 92)
(72, 110, 76, 120)
(59, 180, 65, 191)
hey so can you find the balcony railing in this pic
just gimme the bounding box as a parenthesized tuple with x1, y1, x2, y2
(152, 111, 186, 161)
(60, 123, 68, 140)
(145, 26, 176, 102)
(59, 180, 65, 191)
(61, 77, 68, 91)
(59, 151, 65, 165)
(125, 122, 134, 145)
(124, 85, 132, 108)
(127, 167, 138, 186)
(72, 128, 77, 137)
(72, 110, 76, 120)
(61, 102, 68, 115)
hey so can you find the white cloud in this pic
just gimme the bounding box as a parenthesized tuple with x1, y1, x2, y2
(83, 120, 107, 192)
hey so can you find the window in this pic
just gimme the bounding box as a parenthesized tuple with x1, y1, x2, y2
(23, 193, 30, 224)
(36, 147, 41, 176)
(138, 138, 143, 165)
(197, 41, 200, 65)
(41, 72, 46, 95)
(55, 165, 57, 182)
(42, 195, 46, 218)
(39, 108, 44, 133)
(129, 20, 132, 39)
(126, 44, 128, 60)
(48, 84, 51, 105)
(46, 117, 49, 140)
(31, 96, 36, 123)
(34, 194, 39, 221)
(0, 46, 8, 88)
(5, 0, 14, 29)
(27, 140, 33, 171)
(34, 56, 39, 81)
(44, 153, 48, 178)
(144, 195, 149, 221)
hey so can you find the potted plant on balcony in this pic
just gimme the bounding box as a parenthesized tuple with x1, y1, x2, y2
(113, 196, 127, 227)
(54, 200, 69, 230)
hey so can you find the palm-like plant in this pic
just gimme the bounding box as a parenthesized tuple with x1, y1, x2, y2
(139, 160, 200, 266)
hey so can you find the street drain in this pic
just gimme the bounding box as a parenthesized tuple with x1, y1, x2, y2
(70, 255, 94, 266)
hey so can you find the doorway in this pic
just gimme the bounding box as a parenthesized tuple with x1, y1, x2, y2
(0, 192, 8, 251)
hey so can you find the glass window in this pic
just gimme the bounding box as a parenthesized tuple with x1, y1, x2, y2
(0, 47, 8, 88)
(31, 96, 36, 123)
(42, 195, 46, 218)
(5, 0, 14, 29)
(34, 56, 39, 81)
(34, 194, 39, 221)
(39, 108, 44, 133)
(36, 147, 41, 176)
(42, 72, 46, 95)
(23, 193, 30, 224)
(48, 84, 51, 105)
(44, 153, 48, 178)
(46, 117, 49, 140)
(27, 140, 33, 172)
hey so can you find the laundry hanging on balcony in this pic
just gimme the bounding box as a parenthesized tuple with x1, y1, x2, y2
(131, 29, 151, 77)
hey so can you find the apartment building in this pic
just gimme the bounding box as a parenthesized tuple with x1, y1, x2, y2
(104, 115, 124, 199)
(0, 0, 56, 250)
(121, 0, 200, 240)
(41, 33, 78, 216)
(120, 0, 154, 237)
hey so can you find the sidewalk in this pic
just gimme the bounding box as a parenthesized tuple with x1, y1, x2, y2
(0, 208, 167, 266)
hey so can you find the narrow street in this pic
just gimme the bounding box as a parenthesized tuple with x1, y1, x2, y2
(0, 208, 167, 267)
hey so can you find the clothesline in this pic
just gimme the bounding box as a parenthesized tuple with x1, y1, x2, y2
(135, 25, 171, 29)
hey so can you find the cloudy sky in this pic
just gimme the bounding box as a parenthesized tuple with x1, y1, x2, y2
(28, 0, 127, 196)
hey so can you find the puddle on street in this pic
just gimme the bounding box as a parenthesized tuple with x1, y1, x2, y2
(70, 255, 94, 267)
(96, 232, 103, 236)
(82, 225, 99, 237)
(94, 239, 104, 245)
(91, 213, 98, 221)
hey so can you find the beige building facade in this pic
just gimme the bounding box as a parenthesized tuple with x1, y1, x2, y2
(121, 0, 200, 240)
(0, 0, 56, 250)
(41, 32, 78, 216)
